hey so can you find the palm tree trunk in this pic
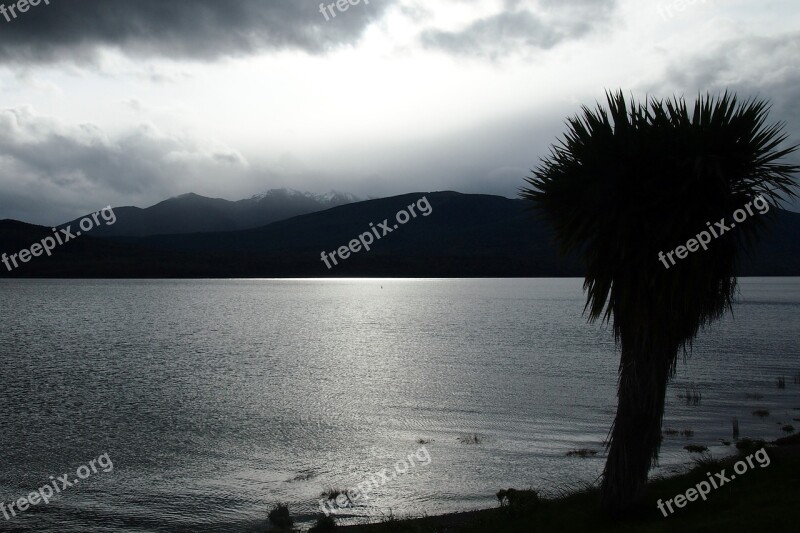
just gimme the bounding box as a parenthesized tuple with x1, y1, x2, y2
(600, 334, 676, 515)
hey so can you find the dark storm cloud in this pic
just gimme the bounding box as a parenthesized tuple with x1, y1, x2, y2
(422, 11, 563, 56)
(421, 0, 617, 59)
(0, 0, 393, 64)
(0, 107, 249, 224)
(648, 31, 800, 150)
(1, 110, 192, 193)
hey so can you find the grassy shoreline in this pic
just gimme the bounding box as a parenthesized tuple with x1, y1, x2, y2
(328, 435, 800, 532)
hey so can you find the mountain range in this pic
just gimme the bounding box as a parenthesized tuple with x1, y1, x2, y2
(2, 191, 800, 278)
(62, 188, 364, 237)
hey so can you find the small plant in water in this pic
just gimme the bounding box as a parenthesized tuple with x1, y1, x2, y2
(290, 470, 316, 482)
(736, 438, 767, 452)
(268, 503, 293, 530)
(566, 448, 598, 457)
(777, 377, 786, 389)
(678, 386, 702, 406)
(753, 409, 770, 418)
(309, 515, 337, 533)
(321, 488, 350, 503)
(745, 392, 764, 400)
(782, 424, 795, 433)
(457, 434, 481, 445)
(662, 427, 678, 436)
(684, 444, 708, 453)
(732, 418, 740, 440)
(680, 429, 694, 438)
(417, 438, 432, 445)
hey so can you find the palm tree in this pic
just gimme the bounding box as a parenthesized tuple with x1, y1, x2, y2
(521, 91, 798, 514)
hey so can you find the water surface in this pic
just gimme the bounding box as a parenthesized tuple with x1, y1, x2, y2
(1, 278, 798, 531)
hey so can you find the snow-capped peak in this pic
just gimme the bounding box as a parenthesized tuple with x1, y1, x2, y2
(250, 188, 363, 206)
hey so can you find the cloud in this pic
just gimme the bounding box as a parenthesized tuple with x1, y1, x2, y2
(421, 0, 617, 59)
(645, 31, 800, 153)
(0, 107, 249, 223)
(0, 100, 574, 225)
(0, 0, 395, 65)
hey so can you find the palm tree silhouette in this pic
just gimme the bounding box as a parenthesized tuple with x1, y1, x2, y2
(521, 91, 798, 514)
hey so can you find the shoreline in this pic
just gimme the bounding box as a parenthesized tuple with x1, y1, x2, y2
(333, 436, 800, 532)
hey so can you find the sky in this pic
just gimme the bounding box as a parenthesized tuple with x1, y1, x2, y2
(0, 0, 799, 225)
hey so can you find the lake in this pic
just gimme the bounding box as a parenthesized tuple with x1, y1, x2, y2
(1, 278, 798, 531)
